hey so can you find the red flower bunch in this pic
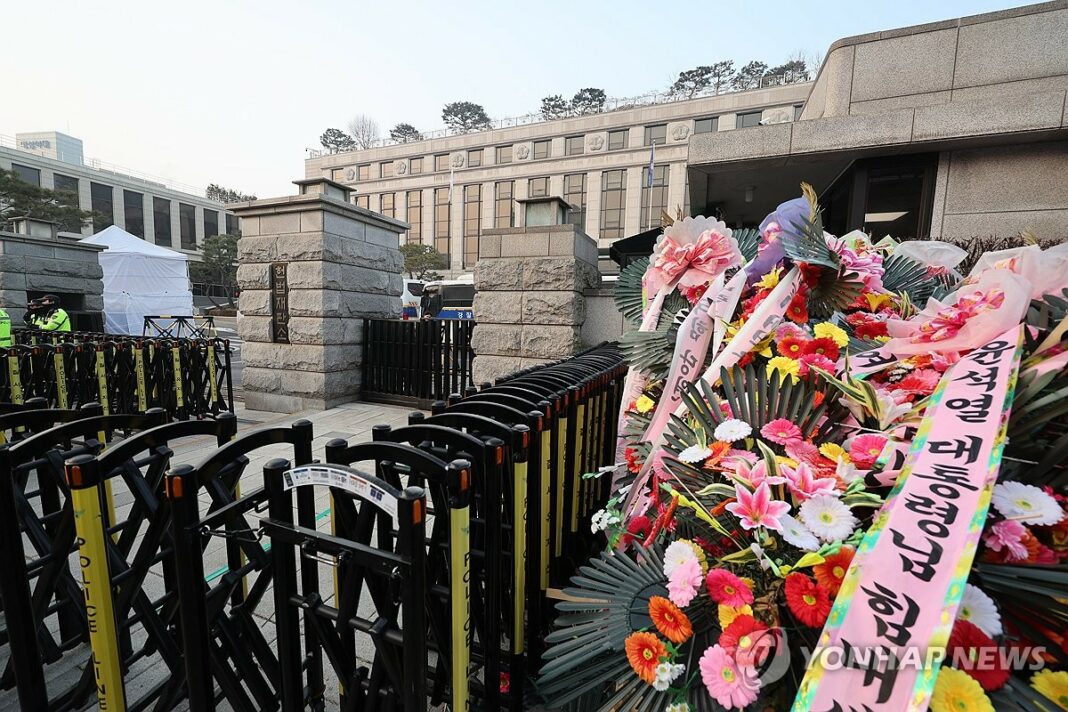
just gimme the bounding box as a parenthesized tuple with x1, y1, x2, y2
(784, 573, 831, 627)
(947, 619, 1010, 691)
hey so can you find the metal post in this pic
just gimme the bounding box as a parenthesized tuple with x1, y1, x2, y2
(0, 447, 47, 710)
(448, 460, 472, 712)
(264, 458, 303, 712)
(166, 464, 214, 712)
(66, 454, 127, 712)
(398, 485, 428, 712)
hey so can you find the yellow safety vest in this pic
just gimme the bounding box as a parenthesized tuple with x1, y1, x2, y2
(0, 309, 10, 347)
(40, 308, 71, 333)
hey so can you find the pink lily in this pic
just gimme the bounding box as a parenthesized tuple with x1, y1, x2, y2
(781, 462, 838, 502)
(725, 482, 791, 533)
(732, 458, 785, 489)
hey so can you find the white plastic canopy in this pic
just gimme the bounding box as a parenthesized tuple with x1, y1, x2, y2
(82, 226, 195, 334)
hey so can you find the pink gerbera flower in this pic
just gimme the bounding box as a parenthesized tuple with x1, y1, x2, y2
(785, 440, 821, 464)
(761, 418, 802, 446)
(798, 353, 836, 378)
(705, 568, 754, 607)
(667, 557, 704, 607)
(983, 520, 1029, 561)
(725, 483, 791, 533)
(700, 644, 759, 709)
(849, 434, 888, 469)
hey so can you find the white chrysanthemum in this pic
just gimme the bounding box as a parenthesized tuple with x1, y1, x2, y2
(678, 443, 714, 464)
(663, 540, 698, 576)
(958, 584, 1003, 638)
(666, 703, 691, 712)
(779, 513, 820, 551)
(652, 662, 685, 691)
(589, 509, 619, 533)
(714, 418, 753, 443)
(799, 495, 859, 543)
(991, 481, 1064, 526)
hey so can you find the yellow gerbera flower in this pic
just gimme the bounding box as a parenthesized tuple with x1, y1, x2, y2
(717, 604, 753, 628)
(819, 443, 850, 463)
(683, 539, 709, 574)
(767, 356, 800, 383)
(635, 395, 655, 414)
(756, 267, 782, 290)
(1031, 669, 1068, 710)
(931, 667, 994, 712)
(813, 323, 849, 348)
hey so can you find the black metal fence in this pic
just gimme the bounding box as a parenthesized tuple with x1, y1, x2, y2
(362, 318, 475, 406)
(0, 344, 626, 712)
(6, 329, 235, 419)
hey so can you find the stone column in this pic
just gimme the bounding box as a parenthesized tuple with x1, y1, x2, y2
(471, 223, 600, 384)
(233, 178, 406, 413)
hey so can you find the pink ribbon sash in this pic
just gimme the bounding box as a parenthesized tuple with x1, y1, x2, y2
(796, 325, 1024, 712)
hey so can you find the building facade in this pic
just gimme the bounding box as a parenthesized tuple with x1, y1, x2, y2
(1, 131, 236, 258)
(304, 84, 810, 273)
(687, 1, 1068, 242)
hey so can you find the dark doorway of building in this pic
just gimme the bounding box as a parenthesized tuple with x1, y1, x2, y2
(822, 153, 938, 239)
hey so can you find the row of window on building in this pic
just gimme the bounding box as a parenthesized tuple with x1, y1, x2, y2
(354, 165, 671, 267)
(9, 163, 235, 249)
(333, 112, 770, 183)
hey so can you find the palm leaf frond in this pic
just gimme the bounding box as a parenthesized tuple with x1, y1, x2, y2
(807, 269, 864, 319)
(881, 253, 949, 304)
(536, 548, 671, 710)
(783, 212, 837, 269)
(619, 319, 674, 380)
(735, 227, 762, 262)
(614, 256, 650, 325)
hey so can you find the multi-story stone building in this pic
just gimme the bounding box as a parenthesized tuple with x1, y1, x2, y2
(688, 1, 1068, 242)
(304, 84, 810, 273)
(1, 131, 236, 258)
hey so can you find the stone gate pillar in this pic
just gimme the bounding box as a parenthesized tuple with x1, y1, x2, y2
(472, 221, 600, 384)
(232, 178, 406, 412)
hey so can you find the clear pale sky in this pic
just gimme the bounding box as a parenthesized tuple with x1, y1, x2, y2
(5, 0, 1027, 198)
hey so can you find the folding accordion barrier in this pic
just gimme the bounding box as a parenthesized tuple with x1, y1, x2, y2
(0, 343, 625, 711)
(4, 328, 235, 420)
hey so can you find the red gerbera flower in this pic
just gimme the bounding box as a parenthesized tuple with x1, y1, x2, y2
(855, 320, 889, 339)
(784, 573, 831, 628)
(947, 619, 1010, 692)
(786, 292, 809, 323)
(624, 632, 666, 684)
(778, 336, 807, 359)
(813, 546, 854, 597)
(624, 447, 642, 474)
(805, 337, 841, 361)
(622, 515, 651, 547)
(719, 614, 773, 667)
(705, 568, 754, 607)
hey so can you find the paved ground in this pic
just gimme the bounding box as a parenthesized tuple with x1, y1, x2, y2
(0, 398, 429, 711)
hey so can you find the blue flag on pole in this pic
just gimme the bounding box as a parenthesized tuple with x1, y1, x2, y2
(647, 142, 655, 187)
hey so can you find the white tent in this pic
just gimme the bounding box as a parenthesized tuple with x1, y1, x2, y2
(82, 226, 195, 334)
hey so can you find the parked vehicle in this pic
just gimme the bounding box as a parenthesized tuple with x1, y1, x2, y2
(402, 279, 424, 319)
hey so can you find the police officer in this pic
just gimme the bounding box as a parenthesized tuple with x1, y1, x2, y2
(35, 294, 71, 333)
(0, 305, 10, 348)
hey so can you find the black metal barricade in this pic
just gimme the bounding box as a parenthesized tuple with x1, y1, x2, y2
(262, 459, 429, 712)
(6, 330, 235, 420)
(0, 407, 174, 710)
(163, 420, 314, 712)
(362, 318, 475, 407)
(50, 415, 237, 711)
(324, 439, 473, 712)
(0, 344, 626, 712)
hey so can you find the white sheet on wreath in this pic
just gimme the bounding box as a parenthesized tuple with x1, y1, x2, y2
(82, 225, 195, 335)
